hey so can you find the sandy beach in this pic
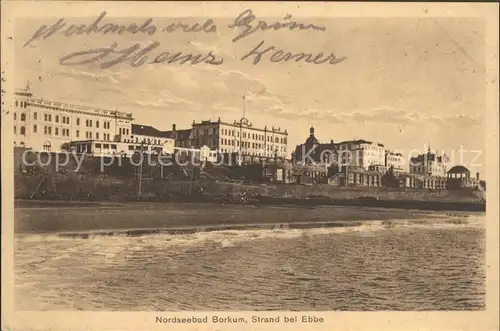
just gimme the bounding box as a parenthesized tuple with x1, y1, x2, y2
(14, 200, 476, 236)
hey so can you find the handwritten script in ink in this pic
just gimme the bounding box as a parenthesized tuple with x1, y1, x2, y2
(23, 9, 347, 69)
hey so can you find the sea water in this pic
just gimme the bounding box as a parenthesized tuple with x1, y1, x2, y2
(15, 215, 485, 311)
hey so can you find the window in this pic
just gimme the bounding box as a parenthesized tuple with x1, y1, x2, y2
(55, 128, 59, 136)
(96, 132, 99, 140)
(55, 115, 59, 123)
(76, 130, 80, 138)
(33, 112, 37, 120)
(77, 118, 80, 126)
(33, 125, 37, 133)
(67, 117, 70, 125)
(43, 141, 51, 152)
(111, 144, 117, 149)
(44, 126, 48, 134)
(48, 114, 52, 121)
(48, 127, 52, 135)
(14, 126, 17, 134)
(96, 121, 99, 128)
(15, 101, 18, 107)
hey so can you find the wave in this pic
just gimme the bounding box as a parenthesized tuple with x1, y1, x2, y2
(15, 215, 485, 247)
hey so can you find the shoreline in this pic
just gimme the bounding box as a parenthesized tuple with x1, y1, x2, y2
(14, 196, 486, 212)
(14, 200, 481, 236)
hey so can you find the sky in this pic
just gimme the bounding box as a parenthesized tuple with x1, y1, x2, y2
(14, 13, 486, 174)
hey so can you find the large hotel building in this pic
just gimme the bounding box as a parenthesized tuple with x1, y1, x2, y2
(12, 86, 288, 159)
(13, 86, 136, 152)
(166, 118, 288, 158)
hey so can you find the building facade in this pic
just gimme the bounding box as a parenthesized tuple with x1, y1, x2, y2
(446, 165, 482, 189)
(385, 151, 405, 173)
(409, 149, 448, 177)
(292, 127, 338, 166)
(292, 127, 386, 170)
(336, 139, 386, 170)
(166, 118, 289, 158)
(13, 86, 133, 152)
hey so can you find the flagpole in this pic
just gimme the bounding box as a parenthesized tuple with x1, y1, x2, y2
(242, 93, 246, 119)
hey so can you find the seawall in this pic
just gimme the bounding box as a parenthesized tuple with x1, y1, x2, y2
(15, 174, 484, 201)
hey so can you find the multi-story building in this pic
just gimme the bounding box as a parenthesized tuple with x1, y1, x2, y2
(166, 118, 289, 158)
(166, 124, 193, 149)
(292, 128, 386, 170)
(13, 86, 133, 152)
(336, 139, 386, 170)
(292, 127, 337, 166)
(130, 124, 175, 151)
(409, 148, 448, 177)
(385, 150, 405, 173)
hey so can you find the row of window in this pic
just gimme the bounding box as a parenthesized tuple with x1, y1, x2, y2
(42, 126, 71, 136)
(14, 126, 26, 135)
(95, 143, 118, 149)
(118, 127, 130, 135)
(338, 144, 383, 151)
(15, 101, 28, 108)
(218, 148, 284, 156)
(129, 137, 164, 145)
(14, 112, 116, 130)
(347, 173, 381, 186)
(43, 113, 70, 124)
(14, 113, 27, 121)
(220, 138, 288, 150)
(85, 119, 112, 129)
(84, 132, 112, 140)
(14, 124, 113, 141)
(201, 128, 287, 144)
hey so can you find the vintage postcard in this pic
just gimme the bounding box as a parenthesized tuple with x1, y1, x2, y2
(1, 1, 499, 331)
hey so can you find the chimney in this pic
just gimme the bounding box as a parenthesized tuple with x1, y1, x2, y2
(172, 124, 176, 131)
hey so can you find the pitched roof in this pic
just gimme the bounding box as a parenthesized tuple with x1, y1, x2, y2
(131, 124, 171, 138)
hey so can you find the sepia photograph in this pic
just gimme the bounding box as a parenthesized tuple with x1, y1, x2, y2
(1, 1, 499, 330)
